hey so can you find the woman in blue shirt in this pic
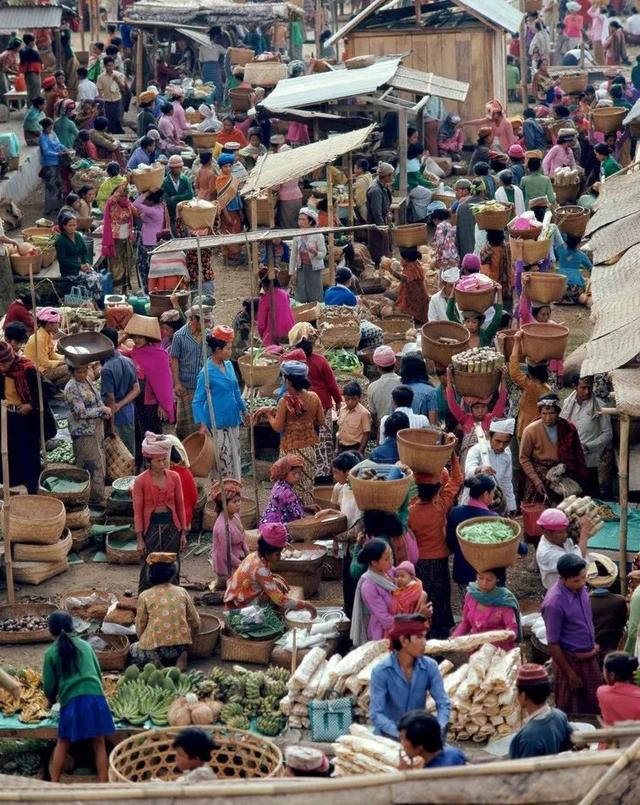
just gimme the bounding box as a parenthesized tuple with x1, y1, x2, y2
(324, 266, 358, 306)
(193, 325, 247, 479)
(39, 117, 68, 215)
(556, 233, 592, 306)
(370, 410, 409, 464)
(399, 353, 438, 422)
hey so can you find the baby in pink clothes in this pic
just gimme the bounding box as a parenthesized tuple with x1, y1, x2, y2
(391, 561, 428, 615)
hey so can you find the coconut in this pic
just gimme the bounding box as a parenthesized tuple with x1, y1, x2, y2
(168, 697, 191, 727)
(190, 702, 214, 725)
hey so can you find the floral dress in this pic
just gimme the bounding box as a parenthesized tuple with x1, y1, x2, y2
(433, 221, 458, 271)
(260, 480, 305, 525)
(223, 552, 291, 610)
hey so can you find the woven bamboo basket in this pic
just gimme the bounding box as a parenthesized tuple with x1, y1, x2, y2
(397, 429, 456, 474)
(591, 107, 626, 134)
(554, 205, 590, 237)
(189, 132, 219, 150)
(219, 632, 276, 665)
(394, 223, 427, 247)
(0, 603, 57, 644)
(8, 495, 65, 544)
(182, 431, 216, 477)
(65, 505, 91, 530)
(248, 192, 276, 228)
(94, 634, 130, 671)
(523, 272, 567, 304)
(240, 496, 258, 530)
(552, 180, 579, 204)
(558, 73, 588, 94)
(178, 201, 217, 229)
(432, 192, 456, 209)
(131, 162, 165, 193)
(39, 467, 91, 505)
(456, 516, 521, 572)
(237, 354, 281, 388)
(509, 237, 551, 265)
(70, 526, 91, 551)
(228, 46, 255, 64)
(496, 329, 515, 359)
(61, 589, 116, 620)
(12, 559, 68, 585)
(508, 222, 542, 241)
(473, 204, 512, 231)
(21, 226, 53, 240)
(185, 109, 203, 125)
(454, 285, 495, 314)
(271, 545, 327, 597)
(349, 468, 413, 513)
(286, 512, 347, 542)
(452, 367, 501, 398)
(10, 251, 42, 277)
(244, 61, 287, 87)
(109, 725, 282, 783)
(380, 314, 412, 334)
(13, 529, 73, 562)
(106, 534, 138, 565)
(285, 602, 318, 631)
(40, 247, 56, 268)
(318, 322, 360, 349)
(292, 302, 318, 323)
(229, 86, 252, 113)
(520, 322, 570, 362)
(187, 613, 222, 659)
(421, 321, 470, 367)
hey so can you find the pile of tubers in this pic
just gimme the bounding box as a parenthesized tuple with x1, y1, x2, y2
(556, 495, 604, 539)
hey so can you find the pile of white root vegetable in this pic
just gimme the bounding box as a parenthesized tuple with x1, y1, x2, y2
(332, 724, 405, 775)
(557, 495, 605, 539)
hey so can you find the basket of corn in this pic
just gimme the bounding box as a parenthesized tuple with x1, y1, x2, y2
(472, 201, 513, 231)
(456, 516, 521, 572)
(451, 347, 504, 398)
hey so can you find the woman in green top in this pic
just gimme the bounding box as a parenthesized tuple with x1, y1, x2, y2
(53, 99, 79, 149)
(43, 611, 115, 782)
(594, 143, 621, 181)
(520, 156, 556, 209)
(446, 284, 503, 348)
(23, 97, 45, 146)
(55, 212, 104, 304)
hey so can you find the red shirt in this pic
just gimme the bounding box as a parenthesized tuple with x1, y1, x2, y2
(171, 464, 198, 529)
(132, 468, 187, 535)
(4, 300, 35, 334)
(596, 682, 640, 726)
(307, 352, 342, 411)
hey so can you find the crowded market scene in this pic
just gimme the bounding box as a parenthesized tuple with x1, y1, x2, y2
(0, 0, 640, 800)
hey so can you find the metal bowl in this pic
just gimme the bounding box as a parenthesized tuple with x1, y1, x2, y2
(57, 332, 115, 366)
(112, 476, 135, 493)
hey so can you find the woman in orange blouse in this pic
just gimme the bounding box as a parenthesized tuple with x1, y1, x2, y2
(255, 359, 325, 506)
(224, 522, 307, 612)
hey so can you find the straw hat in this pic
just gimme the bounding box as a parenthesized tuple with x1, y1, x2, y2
(138, 90, 155, 105)
(587, 552, 618, 588)
(124, 314, 162, 342)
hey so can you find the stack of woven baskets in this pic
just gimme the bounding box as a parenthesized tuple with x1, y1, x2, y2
(8, 494, 70, 584)
(39, 467, 92, 552)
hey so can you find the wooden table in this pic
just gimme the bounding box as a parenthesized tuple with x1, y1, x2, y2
(4, 91, 27, 115)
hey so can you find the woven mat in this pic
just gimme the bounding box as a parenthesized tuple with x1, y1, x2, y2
(583, 321, 640, 376)
(590, 244, 640, 299)
(585, 172, 640, 236)
(611, 367, 640, 416)
(587, 210, 640, 264)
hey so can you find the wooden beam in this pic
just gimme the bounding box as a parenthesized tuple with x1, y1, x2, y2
(347, 151, 354, 227)
(398, 105, 408, 199)
(135, 26, 143, 100)
(326, 162, 336, 287)
(1, 402, 14, 604)
(619, 414, 630, 593)
(519, 1, 528, 110)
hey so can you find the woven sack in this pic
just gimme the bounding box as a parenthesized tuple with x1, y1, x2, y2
(105, 434, 134, 480)
(308, 697, 353, 742)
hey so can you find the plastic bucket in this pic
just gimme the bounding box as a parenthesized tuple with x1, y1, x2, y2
(521, 502, 546, 538)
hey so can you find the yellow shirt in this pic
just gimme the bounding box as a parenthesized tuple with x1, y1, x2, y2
(136, 583, 201, 649)
(24, 329, 64, 372)
(3, 377, 21, 406)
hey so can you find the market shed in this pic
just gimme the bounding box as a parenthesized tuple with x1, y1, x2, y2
(326, 0, 523, 121)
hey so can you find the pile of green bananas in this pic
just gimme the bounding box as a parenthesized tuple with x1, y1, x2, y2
(219, 702, 249, 730)
(206, 665, 288, 735)
(110, 664, 204, 726)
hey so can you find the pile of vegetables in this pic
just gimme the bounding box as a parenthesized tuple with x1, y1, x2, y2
(325, 349, 361, 373)
(46, 439, 75, 464)
(459, 520, 516, 544)
(354, 465, 407, 482)
(553, 166, 581, 186)
(557, 495, 605, 538)
(0, 668, 49, 723)
(470, 201, 511, 215)
(452, 347, 504, 374)
(242, 347, 280, 368)
(0, 738, 48, 778)
(109, 664, 204, 726)
(0, 615, 49, 632)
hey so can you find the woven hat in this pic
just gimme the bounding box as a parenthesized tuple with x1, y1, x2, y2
(285, 746, 329, 773)
(525, 149, 544, 162)
(124, 314, 162, 342)
(587, 552, 618, 588)
(138, 90, 155, 104)
(146, 551, 176, 565)
(516, 663, 549, 685)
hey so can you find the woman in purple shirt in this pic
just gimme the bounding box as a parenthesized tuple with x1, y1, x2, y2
(133, 189, 166, 291)
(350, 539, 397, 645)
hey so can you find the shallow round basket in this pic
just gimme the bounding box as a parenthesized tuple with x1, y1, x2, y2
(591, 107, 626, 134)
(237, 354, 281, 388)
(509, 236, 551, 265)
(394, 223, 427, 247)
(452, 367, 501, 399)
(187, 612, 222, 659)
(285, 602, 318, 632)
(421, 321, 470, 368)
(0, 603, 57, 644)
(93, 634, 130, 671)
(178, 202, 217, 229)
(474, 204, 512, 231)
(454, 285, 495, 314)
(292, 303, 318, 323)
(507, 223, 542, 241)
(8, 495, 66, 544)
(456, 516, 521, 572)
(39, 467, 91, 505)
(520, 322, 569, 363)
(349, 467, 413, 513)
(22, 226, 53, 240)
(523, 272, 567, 305)
(131, 163, 165, 193)
(108, 725, 282, 783)
(240, 496, 257, 530)
(228, 46, 255, 65)
(12, 529, 72, 562)
(558, 73, 588, 94)
(286, 512, 347, 542)
(380, 314, 412, 335)
(105, 534, 138, 564)
(189, 132, 218, 149)
(432, 192, 456, 208)
(10, 250, 42, 277)
(219, 633, 276, 665)
(182, 431, 216, 477)
(397, 428, 456, 475)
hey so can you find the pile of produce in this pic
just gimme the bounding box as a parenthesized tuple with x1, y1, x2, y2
(332, 724, 404, 775)
(0, 738, 48, 778)
(424, 630, 515, 655)
(553, 166, 581, 186)
(470, 200, 511, 215)
(0, 615, 49, 633)
(452, 347, 504, 373)
(203, 665, 288, 735)
(324, 349, 361, 374)
(0, 668, 49, 723)
(109, 665, 204, 726)
(46, 440, 74, 464)
(557, 495, 605, 539)
(227, 605, 285, 640)
(181, 199, 216, 211)
(444, 644, 522, 742)
(7, 243, 40, 259)
(459, 520, 517, 544)
(455, 274, 494, 292)
(353, 465, 407, 482)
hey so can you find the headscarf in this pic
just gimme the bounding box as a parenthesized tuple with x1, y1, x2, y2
(288, 322, 316, 346)
(467, 581, 522, 640)
(439, 112, 460, 140)
(212, 325, 234, 343)
(0, 342, 33, 404)
(161, 433, 190, 466)
(211, 477, 242, 502)
(270, 454, 304, 482)
(388, 615, 427, 640)
(258, 521, 288, 548)
(37, 307, 60, 324)
(141, 431, 172, 459)
(218, 154, 235, 167)
(281, 360, 309, 417)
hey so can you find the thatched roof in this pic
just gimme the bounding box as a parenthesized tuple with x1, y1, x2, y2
(128, 0, 302, 28)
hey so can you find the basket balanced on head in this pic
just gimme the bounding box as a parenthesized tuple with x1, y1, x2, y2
(523, 272, 567, 305)
(456, 516, 521, 572)
(397, 429, 456, 475)
(421, 321, 470, 368)
(520, 322, 569, 363)
(349, 465, 413, 513)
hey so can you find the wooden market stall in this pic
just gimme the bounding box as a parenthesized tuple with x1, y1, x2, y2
(325, 0, 523, 123)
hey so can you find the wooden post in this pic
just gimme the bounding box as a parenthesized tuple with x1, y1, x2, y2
(153, 27, 159, 84)
(314, 0, 322, 58)
(576, 735, 640, 805)
(326, 162, 336, 287)
(1, 402, 14, 604)
(579, 37, 585, 70)
(347, 151, 354, 226)
(29, 268, 46, 466)
(54, 30, 62, 70)
(79, 0, 86, 52)
(398, 106, 408, 199)
(247, 199, 261, 522)
(519, 1, 528, 109)
(619, 414, 630, 593)
(135, 26, 143, 99)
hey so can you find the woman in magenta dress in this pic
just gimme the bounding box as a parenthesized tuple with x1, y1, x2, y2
(210, 478, 248, 590)
(256, 275, 295, 346)
(350, 539, 397, 646)
(260, 455, 307, 525)
(452, 567, 521, 651)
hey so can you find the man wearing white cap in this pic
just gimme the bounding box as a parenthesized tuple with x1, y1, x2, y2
(462, 418, 517, 514)
(428, 267, 460, 322)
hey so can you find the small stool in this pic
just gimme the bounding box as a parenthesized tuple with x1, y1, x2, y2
(4, 91, 27, 116)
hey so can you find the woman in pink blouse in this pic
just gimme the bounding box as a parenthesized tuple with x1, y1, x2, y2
(133, 189, 167, 291)
(275, 145, 303, 228)
(452, 567, 521, 651)
(587, 2, 605, 64)
(351, 539, 397, 646)
(597, 652, 640, 725)
(462, 100, 516, 152)
(542, 131, 577, 176)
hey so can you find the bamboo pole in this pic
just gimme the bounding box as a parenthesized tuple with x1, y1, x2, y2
(326, 162, 336, 287)
(519, 2, 528, 111)
(247, 198, 261, 521)
(619, 414, 630, 594)
(135, 26, 143, 100)
(79, 0, 86, 52)
(1, 402, 14, 604)
(347, 151, 354, 227)
(28, 268, 47, 467)
(398, 106, 408, 199)
(576, 735, 640, 805)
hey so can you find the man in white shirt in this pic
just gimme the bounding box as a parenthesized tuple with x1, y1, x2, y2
(535, 508, 595, 589)
(378, 385, 429, 444)
(560, 375, 612, 497)
(427, 267, 459, 322)
(76, 67, 98, 103)
(367, 345, 400, 426)
(626, 10, 640, 37)
(462, 418, 517, 513)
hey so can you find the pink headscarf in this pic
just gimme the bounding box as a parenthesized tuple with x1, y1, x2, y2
(141, 431, 172, 458)
(259, 522, 288, 548)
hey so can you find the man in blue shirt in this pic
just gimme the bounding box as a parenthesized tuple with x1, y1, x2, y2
(369, 614, 450, 739)
(370, 410, 409, 465)
(399, 710, 467, 768)
(324, 267, 358, 306)
(170, 305, 212, 440)
(100, 327, 139, 456)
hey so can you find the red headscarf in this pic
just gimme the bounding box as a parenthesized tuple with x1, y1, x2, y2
(0, 342, 34, 404)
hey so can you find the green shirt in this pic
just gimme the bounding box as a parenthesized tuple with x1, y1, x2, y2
(446, 298, 503, 348)
(53, 115, 79, 149)
(43, 635, 104, 707)
(506, 64, 520, 91)
(55, 231, 89, 277)
(601, 155, 621, 179)
(520, 172, 556, 209)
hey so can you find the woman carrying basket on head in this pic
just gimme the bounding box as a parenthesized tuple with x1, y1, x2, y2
(214, 154, 244, 265)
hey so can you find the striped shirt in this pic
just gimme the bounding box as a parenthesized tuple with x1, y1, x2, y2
(170, 324, 207, 390)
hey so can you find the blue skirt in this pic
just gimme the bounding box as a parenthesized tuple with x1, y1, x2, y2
(58, 694, 115, 742)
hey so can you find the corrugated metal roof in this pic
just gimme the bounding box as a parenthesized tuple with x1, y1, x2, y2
(454, 0, 522, 34)
(388, 66, 468, 103)
(175, 27, 212, 48)
(0, 4, 63, 30)
(261, 59, 401, 109)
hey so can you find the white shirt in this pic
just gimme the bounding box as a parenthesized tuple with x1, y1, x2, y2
(536, 535, 582, 590)
(495, 185, 525, 217)
(77, 78, 98, 102)
(560, 393, 612, 469)
(462, 443, 516, 512)
(199, 43, 226, 62)
(378, 406, 429, 444)
(626, 14, 640, 35)
(427, 289, 451, 322)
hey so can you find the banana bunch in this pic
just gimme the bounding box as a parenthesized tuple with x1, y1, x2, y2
(110, 678, 176, 726)
(266, 666, 289, 685)
(0, 666, 49, 722)
(175, 670, 204, 696)
(243, 672, 265, 717)
(219, 702, 245, 726)
(265, 677, 287, 700)
(255, 712, 286, 736)
(195, 677, 219, 699)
